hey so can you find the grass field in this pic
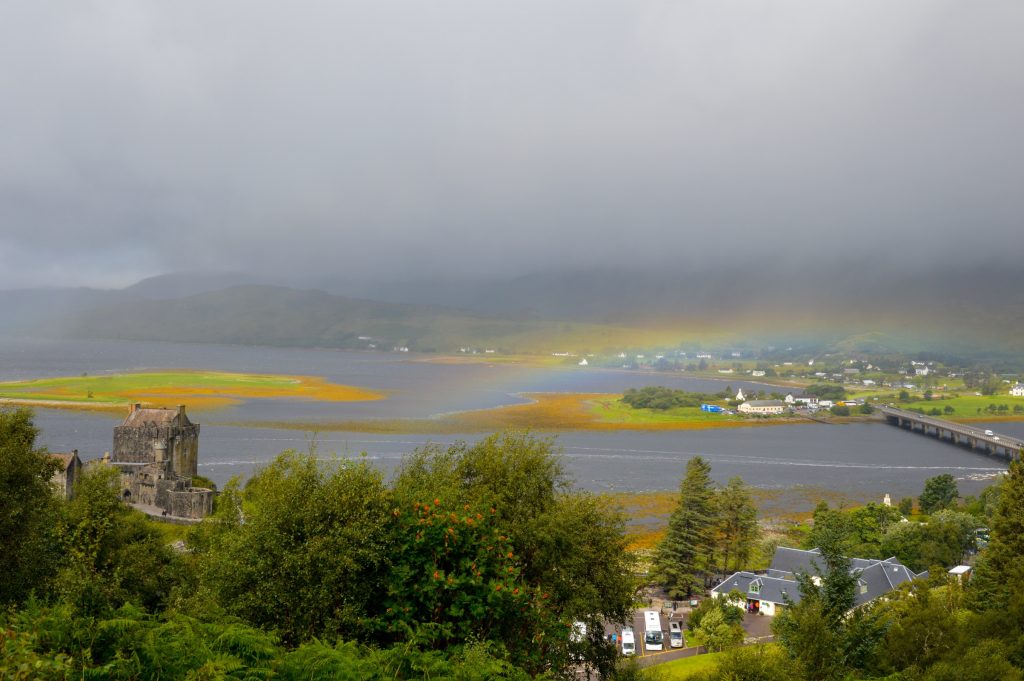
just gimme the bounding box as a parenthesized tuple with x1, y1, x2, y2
(0, 370, 384, 412)
(654, 650, 723, 679)
(896, 393, 1024, 421)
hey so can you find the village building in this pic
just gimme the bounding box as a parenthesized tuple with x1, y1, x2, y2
(108, 404, 214, 521)
(785, 393, 819, 407)
(48, 450, 82, 500)
(735, 388, 745, 402)
(711, 547, 924, 616)
(1010, 384, 1024, 397)
(737, 399, 786, 415)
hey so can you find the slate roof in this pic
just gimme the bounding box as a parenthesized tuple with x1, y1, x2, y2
(743, 400, 786, 407)
(48, 451, 80, 471)
(711, 546, 925, 609)
(768, 546, 822, 578)
(120, 406, 190, 428)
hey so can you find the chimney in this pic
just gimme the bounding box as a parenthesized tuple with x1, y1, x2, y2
(177, 405, 186, 422)
(131, 403, 141, 413)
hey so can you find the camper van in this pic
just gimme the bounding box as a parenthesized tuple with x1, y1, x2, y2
(621, 627, 636, 656)
(643, 611, 663, 652)
(669, 621, 684, 648)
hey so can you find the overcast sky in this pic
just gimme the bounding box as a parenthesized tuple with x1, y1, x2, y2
(1, 1, 1022, 289)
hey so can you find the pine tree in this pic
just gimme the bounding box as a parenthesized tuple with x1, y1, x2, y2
(654, 456, 716, 598)
(970, 458, 1024, 610)
(716, 476, 759, 575)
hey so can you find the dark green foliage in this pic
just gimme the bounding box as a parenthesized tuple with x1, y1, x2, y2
(803, 384, 846, 401)
(390, 432, 634, 676)
(773, 533, 885, 680)
(858, 402, 874, 415)
(191, 451, 394, 645)
(919, 474, 959, 515)
(971, 459, 1024, 611)
(0, 601, 534, 681)
(692, 644, 801, 681)
(55, 465, 181, 615)
(829, 404, 850, 416)
(874, 580, 963, 675)
(898, 496, 914, 516)
(0, 408, 62, 607)
(688, 596, 744, 630)
(843, 503, 905, 557)
(654, 456, 716, 598)
(715, 477, 759, 575)
(621, 386, 721, 410)
(191, 432, 632, 677)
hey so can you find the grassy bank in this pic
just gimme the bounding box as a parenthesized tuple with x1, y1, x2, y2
(0, 370, 384, 412)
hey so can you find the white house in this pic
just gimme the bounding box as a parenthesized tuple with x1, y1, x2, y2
(1010, 384, 1024, 397)
(711, 547, 923, 616)
(751, 370, 766, 377)
(578, 358, 588, 366)
(737, 400, 786, 415)
(735, 388, 746, 402)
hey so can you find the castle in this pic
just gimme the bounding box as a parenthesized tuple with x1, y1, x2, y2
(107, 404, 214, 521)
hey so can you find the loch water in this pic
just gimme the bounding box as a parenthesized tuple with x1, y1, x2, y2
(2, 337, 1010, 507)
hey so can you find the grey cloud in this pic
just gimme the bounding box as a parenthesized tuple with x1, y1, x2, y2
(1, 0, 1022, 289)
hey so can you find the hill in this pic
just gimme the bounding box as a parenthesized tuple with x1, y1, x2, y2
(53, 284, 686, 353)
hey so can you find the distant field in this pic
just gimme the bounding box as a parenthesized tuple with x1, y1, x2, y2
(893, 394, 1024, 421)
(0, 370, 383, 412)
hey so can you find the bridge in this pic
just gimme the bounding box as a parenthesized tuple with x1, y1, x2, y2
(879, 406, 1024, 460)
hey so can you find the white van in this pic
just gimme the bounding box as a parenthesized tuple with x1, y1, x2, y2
(643, 611, 663, 652)
(669, 621, 683, 648)
(621, 627, 636, 656)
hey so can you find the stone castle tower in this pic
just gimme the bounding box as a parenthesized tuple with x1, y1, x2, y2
(109, 404, 213, 521)
(112, 404, 199, 478)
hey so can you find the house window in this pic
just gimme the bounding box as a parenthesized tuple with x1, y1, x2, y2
(750, 583, 760, 594)
(860, 584, 868, 595)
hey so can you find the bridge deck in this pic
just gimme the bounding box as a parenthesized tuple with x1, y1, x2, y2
(879, 405, 1024, 459)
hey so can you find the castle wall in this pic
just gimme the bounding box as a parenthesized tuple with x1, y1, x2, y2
(170, 425, 200, 479)
(112, 423, 200, 479)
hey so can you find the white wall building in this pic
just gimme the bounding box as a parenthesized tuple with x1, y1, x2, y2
(737, 400, 786, 415)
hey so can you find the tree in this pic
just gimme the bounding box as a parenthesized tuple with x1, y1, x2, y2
(875, 579, 963, 674)
(57, 465, 181, 615)
(898, 497, 914, 516)
(715, 477, 759, 575)
(919, 474, 958, 515)
(970, 459, 1024, 611)
(389, 431, 635, 676)
(699, 644, 801, 681)
(0, 408, 61, 607)
(654, 457, 716, 598)
(774, 530, 884, 680)
(193, 451, 393, 645)
(691, 606, 744, 652)
(899, 390, 911, 402)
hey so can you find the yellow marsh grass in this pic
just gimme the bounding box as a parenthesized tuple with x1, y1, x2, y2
(0, 371, 384, 413)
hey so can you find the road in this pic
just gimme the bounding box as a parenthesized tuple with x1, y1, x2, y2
(605, 608, 774, 669)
